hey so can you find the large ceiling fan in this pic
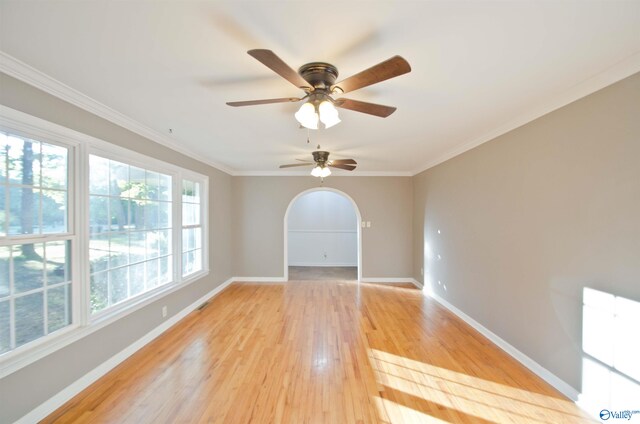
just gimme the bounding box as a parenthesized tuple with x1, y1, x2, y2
(280, 150, 357, 178)
(227, 49, 411, 129)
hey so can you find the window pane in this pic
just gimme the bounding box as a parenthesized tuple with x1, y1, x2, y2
(182, 180, 200, 203)
(158, 229, 171, 257)
(144, 201, 159, 229)
(42, 190, 66, 234)
(158, 201, 171, 229)
(0, 300, 9, 354)
(5, 135, 26, 184)
(159, 256, 171, 284)
(14, 243, 44, 293)
(47, 284, 71, 333)
(90, 272, 108, 313)
(90, 195, 109, 234)
(109, 233, 129, 268)
(182, 202, 199, 226)
(90, 234, 110, 273)
(8, 187, 41, 235)
(182, 179, 194, 200)
(146, 259, 159, 289)
(193, 249, 202, 274)
(89, 155, 109, 195)
(146, 231, 159, 259)
(128, 166, 145, 199)
(0, 133, 7, 183)
(41, 143, 67, 190)
(129, 262, 145, 296)
(109, 160, 128, 197)
(159, 174, 171, 201)
(110, 197, 129, 230)
(0, 246, 8, 298)
(146, 170, 159, 200)
(0, 185, 6, 236)
(109, 267, 128, 305)
(182, 252, 191, 275)
(130, 200, 144, 230)
(15, 292, 44, 347)
(45, 241, 70, 285)
(129, 232, 146, 264)
(182, 227, 202, 252)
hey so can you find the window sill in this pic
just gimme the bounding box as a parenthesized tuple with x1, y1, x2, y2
(0, 269, 209, 379)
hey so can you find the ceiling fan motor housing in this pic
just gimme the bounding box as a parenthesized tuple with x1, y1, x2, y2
(312, 150, 330, 166)
(298, 62, 339, 90)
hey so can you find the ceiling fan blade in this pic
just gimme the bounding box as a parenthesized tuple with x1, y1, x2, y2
(247, 49, 312, 90)
(334, 98, 397, 117)
(329, 163, 357, 171)
(331, 56, 411, 94)
(330, 159, 357, 165)
(226, 97, 301, 107)
(279, 163, 313, 168)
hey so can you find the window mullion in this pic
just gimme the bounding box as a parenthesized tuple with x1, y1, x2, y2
(75, 142, 90, 327)
(174, 174, 182, 284)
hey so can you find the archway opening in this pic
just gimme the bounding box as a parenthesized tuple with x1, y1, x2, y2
(284, 188, 361, 281)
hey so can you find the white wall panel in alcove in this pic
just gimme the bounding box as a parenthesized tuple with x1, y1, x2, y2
(288, 191, 357, 266)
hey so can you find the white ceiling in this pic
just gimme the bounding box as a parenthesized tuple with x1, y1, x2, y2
(1, 1, 639, 175)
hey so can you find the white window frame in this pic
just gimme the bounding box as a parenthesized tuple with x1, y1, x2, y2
(0, 105, 209, 378)
(180, 175, 208, 278)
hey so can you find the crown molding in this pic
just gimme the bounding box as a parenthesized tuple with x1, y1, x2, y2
(0, 51, 236, 175)
(411, 51, 640, 176)
(234, 170, 413, 177)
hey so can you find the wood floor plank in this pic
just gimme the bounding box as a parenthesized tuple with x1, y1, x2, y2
(41, 281, 594, 423)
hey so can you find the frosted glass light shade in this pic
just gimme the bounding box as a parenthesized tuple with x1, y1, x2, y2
(310, 165, 331, 178)
(318, 101, 341, 128)
(295, 102, 319, 129)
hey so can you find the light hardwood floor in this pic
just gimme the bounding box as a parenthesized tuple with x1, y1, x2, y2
(43, 281, 593, 423)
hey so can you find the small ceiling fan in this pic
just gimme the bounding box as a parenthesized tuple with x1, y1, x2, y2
(280, 150, 357, 178)
(227, 49, 411, 129)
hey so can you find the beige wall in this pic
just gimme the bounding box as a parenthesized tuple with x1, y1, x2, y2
(232, 176, 413, 278)
(413, 72, 640, 391)
(0, 73, 233, 423)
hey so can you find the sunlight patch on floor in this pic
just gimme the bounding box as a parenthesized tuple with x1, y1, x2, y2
(369, 349, 593, 423)
(374, 396, 450, 424)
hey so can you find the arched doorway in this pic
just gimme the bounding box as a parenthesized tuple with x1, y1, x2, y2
(284, 188, 362, 281)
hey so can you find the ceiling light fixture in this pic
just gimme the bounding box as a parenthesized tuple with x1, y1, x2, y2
(295, 94, 341, 130)
(310, 164, 331, 178)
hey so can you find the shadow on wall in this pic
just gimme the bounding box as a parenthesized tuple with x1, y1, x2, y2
(579, 287, 640, 418)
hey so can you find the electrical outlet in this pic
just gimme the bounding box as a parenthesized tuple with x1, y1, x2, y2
(420, 268, 424, 276)
(162, 306, 167, 318)
(366, 221, 371, 228)
(361, 221, 366, 228)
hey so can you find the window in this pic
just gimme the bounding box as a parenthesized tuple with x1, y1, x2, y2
(0, 107, 209, 372)
(0, 132, 72, 354)
(181, 179, 203, 276)
(88, 155, 173, 315)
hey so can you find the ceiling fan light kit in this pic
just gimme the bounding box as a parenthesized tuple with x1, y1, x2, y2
(311, 164, 331, 178)
(295, 94, 341, 130)
(227, 49, 411, 176)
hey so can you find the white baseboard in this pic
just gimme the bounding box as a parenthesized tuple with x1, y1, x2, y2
(17, 277, 235, 424)
(427, 292, 580, 401)
(360, 277, 420, 287)
(288, 262, 357, 267)
(233, 276, 287, 282)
